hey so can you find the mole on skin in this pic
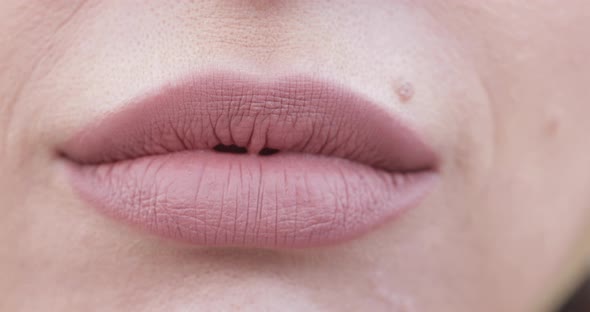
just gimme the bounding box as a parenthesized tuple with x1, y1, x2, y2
(396, 81, 414, 103)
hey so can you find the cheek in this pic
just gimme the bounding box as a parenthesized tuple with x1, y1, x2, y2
(416, 1, 590, 308)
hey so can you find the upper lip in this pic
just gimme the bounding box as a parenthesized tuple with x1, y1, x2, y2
(60, 72, 437, 173)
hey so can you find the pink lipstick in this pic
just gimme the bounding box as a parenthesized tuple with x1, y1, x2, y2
(60, 73, 438, 248)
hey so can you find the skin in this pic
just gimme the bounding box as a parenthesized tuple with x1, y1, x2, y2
(1, 1, 590, 311)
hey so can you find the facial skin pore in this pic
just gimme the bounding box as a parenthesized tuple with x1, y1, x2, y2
(1, 1, 590, 311)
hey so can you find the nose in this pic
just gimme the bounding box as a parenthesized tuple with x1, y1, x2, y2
(167, 0, 303, 58)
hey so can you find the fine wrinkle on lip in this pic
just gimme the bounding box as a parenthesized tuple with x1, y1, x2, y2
(62, 74, 437, 173)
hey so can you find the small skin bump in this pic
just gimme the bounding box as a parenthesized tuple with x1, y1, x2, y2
(543, 117, 560, 138)
(395, 81, 415, 103)
(542, 111, 563, 139)
(540, 106, 565, 140)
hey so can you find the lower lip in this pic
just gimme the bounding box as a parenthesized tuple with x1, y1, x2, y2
(65, 150, 436, 248)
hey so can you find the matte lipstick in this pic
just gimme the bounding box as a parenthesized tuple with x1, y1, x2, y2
(61, 73, 438, 248)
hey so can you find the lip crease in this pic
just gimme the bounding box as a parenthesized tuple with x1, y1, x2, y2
(60, 72, 439, 248)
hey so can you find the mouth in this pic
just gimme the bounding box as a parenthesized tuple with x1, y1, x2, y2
(59, 72, 438, 248)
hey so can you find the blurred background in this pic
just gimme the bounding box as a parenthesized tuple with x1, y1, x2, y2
(559, 278, 590, 312)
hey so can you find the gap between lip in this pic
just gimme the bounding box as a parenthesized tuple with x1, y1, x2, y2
(58, 147, 438, 177)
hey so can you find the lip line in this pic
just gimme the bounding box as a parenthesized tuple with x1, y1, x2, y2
(61, 149, 437, 175)
(58, 149, 438, 175)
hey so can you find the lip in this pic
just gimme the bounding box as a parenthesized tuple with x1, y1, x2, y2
(60, 72, 438, 248)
